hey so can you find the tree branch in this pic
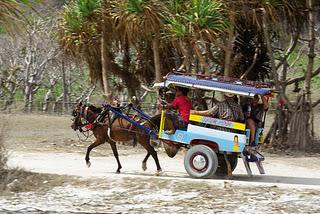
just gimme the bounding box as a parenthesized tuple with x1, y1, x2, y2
(275, 32, 300, 70)
(312, 98, 320, 108)
(289, 45, 306, 68)
(240, 47, 258, 79)
(286, 66, 320, 86)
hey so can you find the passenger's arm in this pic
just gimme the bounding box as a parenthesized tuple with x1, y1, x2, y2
(191, 105, 218, 117)
(190, 109, 211, 116)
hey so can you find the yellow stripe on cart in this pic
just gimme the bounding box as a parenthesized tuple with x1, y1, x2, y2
(189, 114, 246, 131)
(158, 110, 166, 138)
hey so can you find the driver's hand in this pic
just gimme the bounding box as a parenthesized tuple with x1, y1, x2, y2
(160, 104, 167, 110)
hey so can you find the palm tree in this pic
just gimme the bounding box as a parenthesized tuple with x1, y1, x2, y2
(0, 0, 31, 33)
(221, 0, 305, 77)
(165, 0, 227, 74)
(109, 0, 166, 82)
(58, 0, 103, 88)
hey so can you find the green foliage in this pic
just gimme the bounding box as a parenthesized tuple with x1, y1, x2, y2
(62, 0, 101, 31)
(74, 0, 101, 18)
(165, 16, 186, 39)
(127, 0, 145, 14)
(165, 0, 227, 40)
(186, 0, 226, 30)
(286, 49, 320, 92)
(0, 27, 5, 34)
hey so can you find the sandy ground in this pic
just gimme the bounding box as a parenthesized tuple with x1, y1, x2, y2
(1, 113, 320, 213)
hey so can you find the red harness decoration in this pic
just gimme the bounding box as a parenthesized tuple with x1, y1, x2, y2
(84, 123, 94, 130)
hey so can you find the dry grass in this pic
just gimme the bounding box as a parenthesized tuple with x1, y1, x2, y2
(0, 116, 70, 195)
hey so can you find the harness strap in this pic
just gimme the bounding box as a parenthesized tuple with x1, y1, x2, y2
(84, 106, 89, 119)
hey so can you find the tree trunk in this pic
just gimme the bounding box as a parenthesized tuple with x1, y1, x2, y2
(153, 32, 161, 82)
(288, 0, 315, 151)
(24, 83, 32, 112)
(62, 59, 69, 113)
(101, 18, 112, 101)
(178, 40, 192, 72)
(267, 1, 316, 151)
(42, 89, 52, 112)
(261, 9, 287, 144)
(304, 0, 315, 104)
(193, 41, 209, 74)
(223, 26, 235, 77)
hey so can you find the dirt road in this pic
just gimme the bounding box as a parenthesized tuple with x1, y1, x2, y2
(1, 114, 320, 213)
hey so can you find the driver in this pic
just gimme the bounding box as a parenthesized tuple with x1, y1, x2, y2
(163, 86, 191, 134)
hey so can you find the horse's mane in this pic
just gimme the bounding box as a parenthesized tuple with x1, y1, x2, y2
(88, 105, 103, 114)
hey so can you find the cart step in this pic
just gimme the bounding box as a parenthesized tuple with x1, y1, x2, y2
(256, 161, 265, 174)
(241, 154, 252, 176)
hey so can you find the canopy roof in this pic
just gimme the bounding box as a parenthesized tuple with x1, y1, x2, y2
(154, 73, 272, 96)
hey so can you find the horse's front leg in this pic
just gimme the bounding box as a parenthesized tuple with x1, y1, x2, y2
(142, 152, 150, 171)
(85, 139, 104, 168)
(109, 141, 122, 173)
(139, 137, 162, 174)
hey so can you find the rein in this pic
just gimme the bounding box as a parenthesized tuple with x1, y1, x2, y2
(76, 128, 93, 141)
(73, 103, 158, 141)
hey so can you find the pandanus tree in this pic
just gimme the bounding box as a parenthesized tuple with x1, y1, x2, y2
(164, 0, 227, 74)
(223, 0, 318, 151)
(58, 0, 102, 84)
(0, 0, 33, 32)
(109, 0, 166, 82)
(59, 0, 163, 98)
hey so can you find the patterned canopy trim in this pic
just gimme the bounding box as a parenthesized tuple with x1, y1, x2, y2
(166, 74, 271, 96)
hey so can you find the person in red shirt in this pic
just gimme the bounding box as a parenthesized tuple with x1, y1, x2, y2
(163, 87, 191, 134)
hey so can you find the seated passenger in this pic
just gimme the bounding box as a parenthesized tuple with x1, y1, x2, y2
(111, 96, 121, 108)
(242, 94, 269, 146)
(163, 87, 191, 134)
(191, 93, 244, 122)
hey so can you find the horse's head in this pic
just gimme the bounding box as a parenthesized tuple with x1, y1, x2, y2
(71, 102, 102, 131)
(71, 102, 85, 131)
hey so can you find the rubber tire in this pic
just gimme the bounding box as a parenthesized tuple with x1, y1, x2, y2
(184, 145, 218, 179)
(215, 154, 238, 176)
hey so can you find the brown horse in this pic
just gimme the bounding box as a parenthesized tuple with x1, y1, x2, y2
(71, 102, 162, 174)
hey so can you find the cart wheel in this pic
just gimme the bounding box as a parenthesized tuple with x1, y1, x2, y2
(184, 145, 218, 178)
(215, 154, 238, 176)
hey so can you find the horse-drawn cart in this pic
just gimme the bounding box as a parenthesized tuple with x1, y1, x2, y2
(72, 72, 274, 179)
(153, 73, 273, 178)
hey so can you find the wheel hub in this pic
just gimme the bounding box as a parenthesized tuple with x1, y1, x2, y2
(192, 154, 207, 170)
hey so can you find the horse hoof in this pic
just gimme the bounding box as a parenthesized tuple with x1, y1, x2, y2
(86, 161, 91, 168)
(155, 169, 163, 176)
(142, 162, 147, 171)
(116, 170, 121, 174)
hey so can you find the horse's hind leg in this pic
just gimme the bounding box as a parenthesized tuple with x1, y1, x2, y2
(109, 141, 122, 173)
(142, 152, 150, 171)
(85, 139, 104, 167)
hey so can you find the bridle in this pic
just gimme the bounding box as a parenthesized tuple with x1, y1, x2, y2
(71, 104, 96, 141)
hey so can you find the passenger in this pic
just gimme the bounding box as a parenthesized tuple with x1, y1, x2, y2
(242, 94, 269, 146)
(190, 93, 244, 123)
(111, 96, 121, 108)
(163, 87, 191, 134)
